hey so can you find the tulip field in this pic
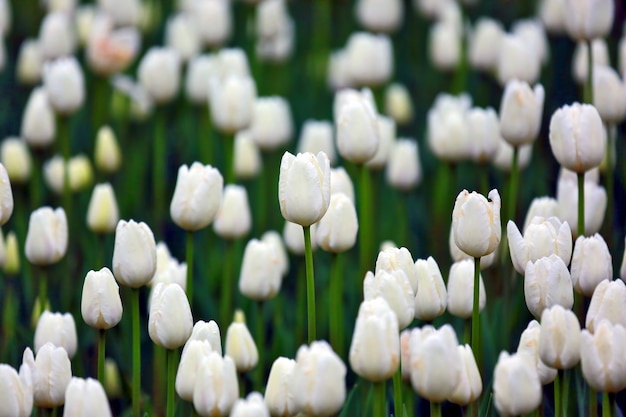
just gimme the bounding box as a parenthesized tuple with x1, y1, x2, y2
(1, 0, 626, 416)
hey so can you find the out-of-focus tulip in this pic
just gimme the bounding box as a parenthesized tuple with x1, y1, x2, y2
(327, 50, 352, 91)
(283, 221, 317, 255)
(63, 377, 112, 417)
(86, 183, 119, 234)
(184, 320, 222, 355)
(165, 13, 199, 63)
(3, 231, 19, 275)
(449, 227, 496, 269)
(81, 267, 123, 330)
(447, 259, 486, 318)
(39, 12, 75, 60)
(367, 115, 395, 170)
(620, 36, 626, 78)
(261, 231, 289, 277)
(234, 130, 262, 180)
(148, 283, 193, 349)
(185, 54, 216, 104)
(103, 359, 121, 398)
(1, 138, 31, 184)
(468, 18, 503, 71)
(149, 258, 186, 294)
(0, 0, 8, 36)
(426, 93, 472, 162)
(586, 279, 626, 332)
(556, 175, 606, 236)
(186, 0, 232, 48)
(593, 65, 626, 124)
(493, 351, 542, 415)
(349, 298, 400, 381)
(97, 0, 141, 26)
(499, 80, 545, 146)
(355, 0, 403, 33)
(298, 120, 336, 166)
(345, 32, 393, 87)
(512, 19, 549, 65)
(176, 340, 212, 401)
(336, 90, 380, 164)
(333, 87, 376, 124)
(516, 320, 557, 385)
(193, 352, 238, 417)
(621, 238, 626, 281)
(0, 163, 11, 226)
(43, 154, 93, 194)
(230, 392, 269, 417)
(449, 344, 482, 405)
(25, 207, 67, 266)
(409, 324, 461, 402)
(209, 75, 257, 134)
(429, 21, 461, 71)
(264, 357, 296, 416)
(364, 269, 414, 329)
(34, 311, 77, 358)
(292, 341, 346, 417)
(497, 34, 541, 86)
(539, 0, 566, 33)
(375, 246, 418, 292)
(43, 57, 85, 115)
(523, 197, 559, 232)
(112, 220, 157, 288)
(86, 16, 140, 76)
(508, 217, 572, 274)
(138, 47, 180, 104)
(580, 321, 626, 392)
(213, 185, 251, 239)
(414, 257, 447, 321)
(524, 255, 574, 319)
(225, 311, 258, 373)
(539, 305, 581, 369)
(330, 167, 355, 203)
(94, 126, 121, 174)
(249, 97, 293, 151)
(278, 151, 330, 227)
(386, 138, 421, 191)
(16, 39, 42, 85)
(564, 0, 614, 40)
(570, 234, 612, 296)
(492, 138, 533, 172)
(572, 39, 609, 85)
(21, 87, 55, 148)
(464, 107, 499, 163)
(0, 363, 32, 417)
(452, 189, 501, 258)
(170, 162, 223, 232)
(316, 193, 358, 253)
(28, 343, 72, 408)
(384, 83, 413, 125)
(238, 239, 283, 301)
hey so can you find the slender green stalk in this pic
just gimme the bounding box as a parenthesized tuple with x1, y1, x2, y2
(590, 387, 598, 417)
(296, 261, 306, 345)
(153, 107, 166, 231)
(507, 146, 519, 224)
(224, 132, 235, 184)
(392, 367, 403, 417)
(255, 301, 264, 391)
(198, 106, 213, 165)
(405, 385, 414, 417)
(585, 39, 594, 105)
(59, 116, 72, 221)
(471, 257, 481, 369)
(51, 407, 58, 417)
(186, 231, 194, 305)
(555, 371, 561, 417)
(38, 266, 47, 313)
(562, 369, 570, 417)
(359, 165, 373, 277)
(577, 172, 585, 237)
(329, 253, 344, 356)
(220, 240, 234, 327)
(480, 163, 489, 196)
(601, 392, 611, 417)
(430, 401, 442, 417)
(97, 329, 106, 385)
(374, 381, 386, 417)
(303, 226, 316, 343)
(152, 346, 166, 415)
(166, 348, 176, 417)
(131, 288, 141, 417)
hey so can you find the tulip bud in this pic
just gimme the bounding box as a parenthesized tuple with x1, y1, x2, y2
(225, 311, 258, 373)
(375, 246, 418, 293)
(593, 65, 626, 124)
(1, 138, 31, 184)
(21, 87, 56, 148)
(386, 138, 422, 191)
(165, 13, 200, 63)
(112, 220, 157, 288)
(516, 320, 557, 385)
(427, 93, 472, 162)
(523, 197, 559, 232)
(63, 377, 112, 417)
(570, 234, 612, 296)
(364, 269, 414, 329)
(193, 352, 239, 416)
(81, 267, 123, 330)
(349, 298, 400, 381)
(30, 343, 72, 408)
(292, 341, 346, 416)
(493, 351, 542, 415)
(499, 80, 545, 146)
(414, 257, 447, 321)
(564, 0, 614, 41)
(86, 17, 140, 77)
(452, 189, 501, 258)
(580, 321, 626, 392)
(101, 359, 121, 398)
(316, 193, 358, 253)
(465, 107, 501, 163)
(278, 151, 331, 227)
(238, 239, 283, 301)
(330, 167, 355, 202)
(97, 0, 141, 27)
(34, 311, 77, 358)
(25, 207, 68, 266)
(170, 162, 224, 232)
(213, 185, 251, 239)
(231, 392, 269, 417)
(264, 357, 297, 416)
(298, 120, 336, 165)
(185, 320, 222, 355)
(138, 47, 181, 104)
(233, 130, 262, 180)
(185, 54, 216, 105)
(94, 126, 122, 174)
(39, 12, 76, 60)
(249, 97, 293, 151)
(213, 48, 250, 79)
(43, 57, 85, 116)
(209, 75, 257, 134)
(447, 259, 486, 319)
(492, 138, 533, 172)
(539, 305, 581, 369)
(86, 183, 119, 234)
(586, 279, 626, 332)
(3, 231, 19, 275)
(345, 32, 393, 87)
(448, 344, 482, 405)
(255, 15, 294, 64)
(556, 175, 607, 236)
(283, 221, 317, 255)
(148, 283, 193, 349)
(497, 34, 541, 86)
(468, 18, 504, 71)
(355, 0, 402, 33)
(261, 231, 289, 277)
(449, 227, 496, 269)
(0, 364, 33, 417)
(16, 39, 42, 85)
(384, 83, 413, 125)
(0, 163, 11, 225)
(186, 0, 232, 48)
(333, 87, 376, 124)
(524, 255, 574, 319)
(366, 116, 396, 171)
(176, 340, 213, 401)
(335, 90, 380, 164)
(429, 21, 461, 71)
(572, 39, 610, 85)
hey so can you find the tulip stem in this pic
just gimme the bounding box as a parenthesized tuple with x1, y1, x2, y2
(585, 39, 594, 105)
(392, 366, 403, 417)
(198, 106, 213, 165)
(153, 107, 166, 232)
(430, 401, 441, 417)
(471, 257, 481, 369)
(554, 371, 561, 417)
(255, 301, 264, 391)
(225, 133, 235, 184)
(602, 392, 612, 417)
(97, 329, 106, 385)
(166, 348, 176, 417)
(562, 369, 570, 416)
(329, 253, 343, 357)
(590, 388, 598, 417)
(577, 172, 585, 237)
(186, 231, 194, 306)
(131, 287, 141, 417)
(359, 164, 374, 278)
(507, 146, 519, 224)
(303, 225, 316, 343)
(374, 381, 386, 417)
(38, 266, 47, 313)
(220, 240, 234, 328)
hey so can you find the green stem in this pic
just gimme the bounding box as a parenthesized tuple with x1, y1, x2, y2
(479, 163, 489, 196)
(577, 172, 585, 237)
(153, 107, 166, 232)
(374, 381, 386, 417)
(198, 106, 213, 165)
(430, 401, 442, 417)
(38, 266, 47, 312)
(392, 367, 403, 417)
(562, 369, 570, 417)
(296, 261, 306, 345)
(186, 231, 194, 306)
(405, 385, 414, 417)
(97, 329, 105, 385)
(590, 387, 598, 417)
(359, 164, 373, 277)
(304, 226, 316, 343)
(507, 146, 519, 224)
(329, 253, 343, 356)
(166, 348, 176, 417)
(585, 39, 594, 105)
(471, 257, 481, 369)
(602, 392, 611, 417)
(132, 288, 141, 417)
(224, 132, 234, 184)
(220, 240, 234, 327)
(255, 301, 264, 391)
(555, 371, 561, 417)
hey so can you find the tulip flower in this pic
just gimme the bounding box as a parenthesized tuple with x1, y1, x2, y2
(81, 268, 122, 330)
(414, 257, 447, 321)
(176, 340, 212, 402)
(94, 126, 121, 174)
(367, 115, 395, 170)
(283, 221, 317, 255)
(3, 231, 19, 275)
(233, 130, 262, 180)
(345, 32, 393, 87)
(21, 87, 56, 148)
(493, 351, 542, 416)
(524, 255, 574, 319)
(316, 193, 358, 253)
(184, 320, 222, 356)
(1, 138, 31, 184)
(593, 65, 626, 124)
(452, 189, 501, 258)
(213, 184, 251, 239)
(231, 392, 269, 417)
(429, 20, 461, 72)
(209, 74, 257, 134)
(186, 0, 232, 48)
(564, 0, 614, 41)
(516, 320, 557, 385)
(249, 97, 293, 152)
(447, 260, 486, 319)
(86, 183, 119, 234)
(427, 93, 472, 162)
(335, 90, 380, 164)
(261, 231, 289, 277)
(25, 206, 68, 267)
(355, 0, 403, 33)
(86, 17, 140, 76)
(523, 197, 559, 232)
(0, 364, 33, 417)
(0, 163, 11, 225)
(225, 312, 259, 373)
(499, 81, 545, 147)
(468, 18, 503, 72)
(193, 352, 239, 417)
(38, 12, 75, 60)
(386, 138, 422, 191)
(298, 120, 336, 165)
(449, 227, 496, 269)
(375, 246, 418, 292)
(264, 357, 297, 416)
(239, 238, 283, 302)
(448, 344, 482, 406)
(185, 54, 216, 104)
(16, 39, 42, 85)
(34, 311, 77, 358)
(27, 343, 72, 408)
(330, 167, 355, 202)
(364, 269, 415, 329)
(570, 234, 612, 296)
(512, 19, 549, 65)
(585, 279, 626, 332)
(384, 83, 414, 125)
(165, 13, 200, 63)
(539, 305, 581, 369)
(497, 34, 541, 86)
(98, 0, 141, 26)
(137, 47, 181, 104)
(63, 378, 112, 417)
(580, 320, 626, 393)
(43, 57, 85, 116)
(556, 173, 606, 237)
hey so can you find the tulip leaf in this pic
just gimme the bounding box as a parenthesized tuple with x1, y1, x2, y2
(339, 383, 361, 417)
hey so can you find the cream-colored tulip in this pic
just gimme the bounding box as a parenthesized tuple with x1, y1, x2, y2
(43, 57, 85, 115)
(21, 87, 55, 148)
(43, 154, 93, 194)
(447, 259, 486, 319)
(34, 311, 77, 358)
(176, 340, 213, 401)
(264, 357, 297, 416)
(25, 207, 67, 266)
(193, 352, 238, 417)
(345, 32, 393, 87)
(335, 91, 380, 164)
(570, 234, 612, 296)
(137, 47, 181, 104)
(63, 377, 112, 417)
(414, 257, 447, 321)
(86, 183, 119, 234)
(112, 220, 157, 288)
(170, 162, 224, 231)
(213, 185, 251, 239)
(238, 239, 283, 301)
(384, 83, 413, 125)
(375, 246, 418, 293)
(233, 130, 261, 180)
(184, 320, 222, 356)
(452, 189, 501, 258)
(29, 343, 72, 408)
(516, 320, 557, 385)
(564, 0, 614, 40)
(386, 138, 422, 191)
(524, 255, 574, 319)
(539, 305, 581, 369)
(449, 227, 496, 269)
(94, 126, 121, 174)
(1, 138, 31, 184)
(493, 351, 542, 416)
(499, 80, 545, 146)
(349, 298, 400, 381)
(580, 321, 626, 392)
(16, 39, 42, 85)
(278, 151, 330, 227)
(81, 267, 123, 330)
(0, 364, 32, 417)
(148, 282, 193, 349)
(3, 231, 19, 275)
(586, 279, 626, 332)
(363, 269, 415, 329)
(225, 312, 258, 373)
(449, 344, 482, 405)
(249, 97, 293, 151)
(316, 193, 358, 253)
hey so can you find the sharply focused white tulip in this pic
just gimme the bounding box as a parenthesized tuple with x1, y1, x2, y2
(112, 220, 157, 288)
(176, 340, 212, 401)
(447, 259, 486, 318)
(524, 255, 574, 319)
(25, 207, 68, 266)
(449, 344, 482, 405)
(81, 267, 123, 330)
(43, 57, 85, 115)
(34, 311, 77, 358)
(148, 283, 193, 349)
(63, 377, 112, 417)
(184, 320, 222, 356)
(413, 257, 447, 321)
(316, 193, 358, 253)
(375, 246, 418, 293)
(0, 364, 33, 417)
(193, 352, 239, 417)
(137, 47, 181, 104)
(213, 184, 251, 239)
(580, 321, 626, 392)
(452, 189, 501, 258)
(516, 320, 557, 385)
(28, 343, 72, 408)
(493, 351, 542, 416)
(264, 357, 297, 416)
(539, 305, 581, 369)
(449, 227, 496, 269)
(364, 269, 415, 329)
(0, 163, 12, 226)
(570, 234, 612, 296)
(499, 80, 545, 146)
(585, 279, 626, 332)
